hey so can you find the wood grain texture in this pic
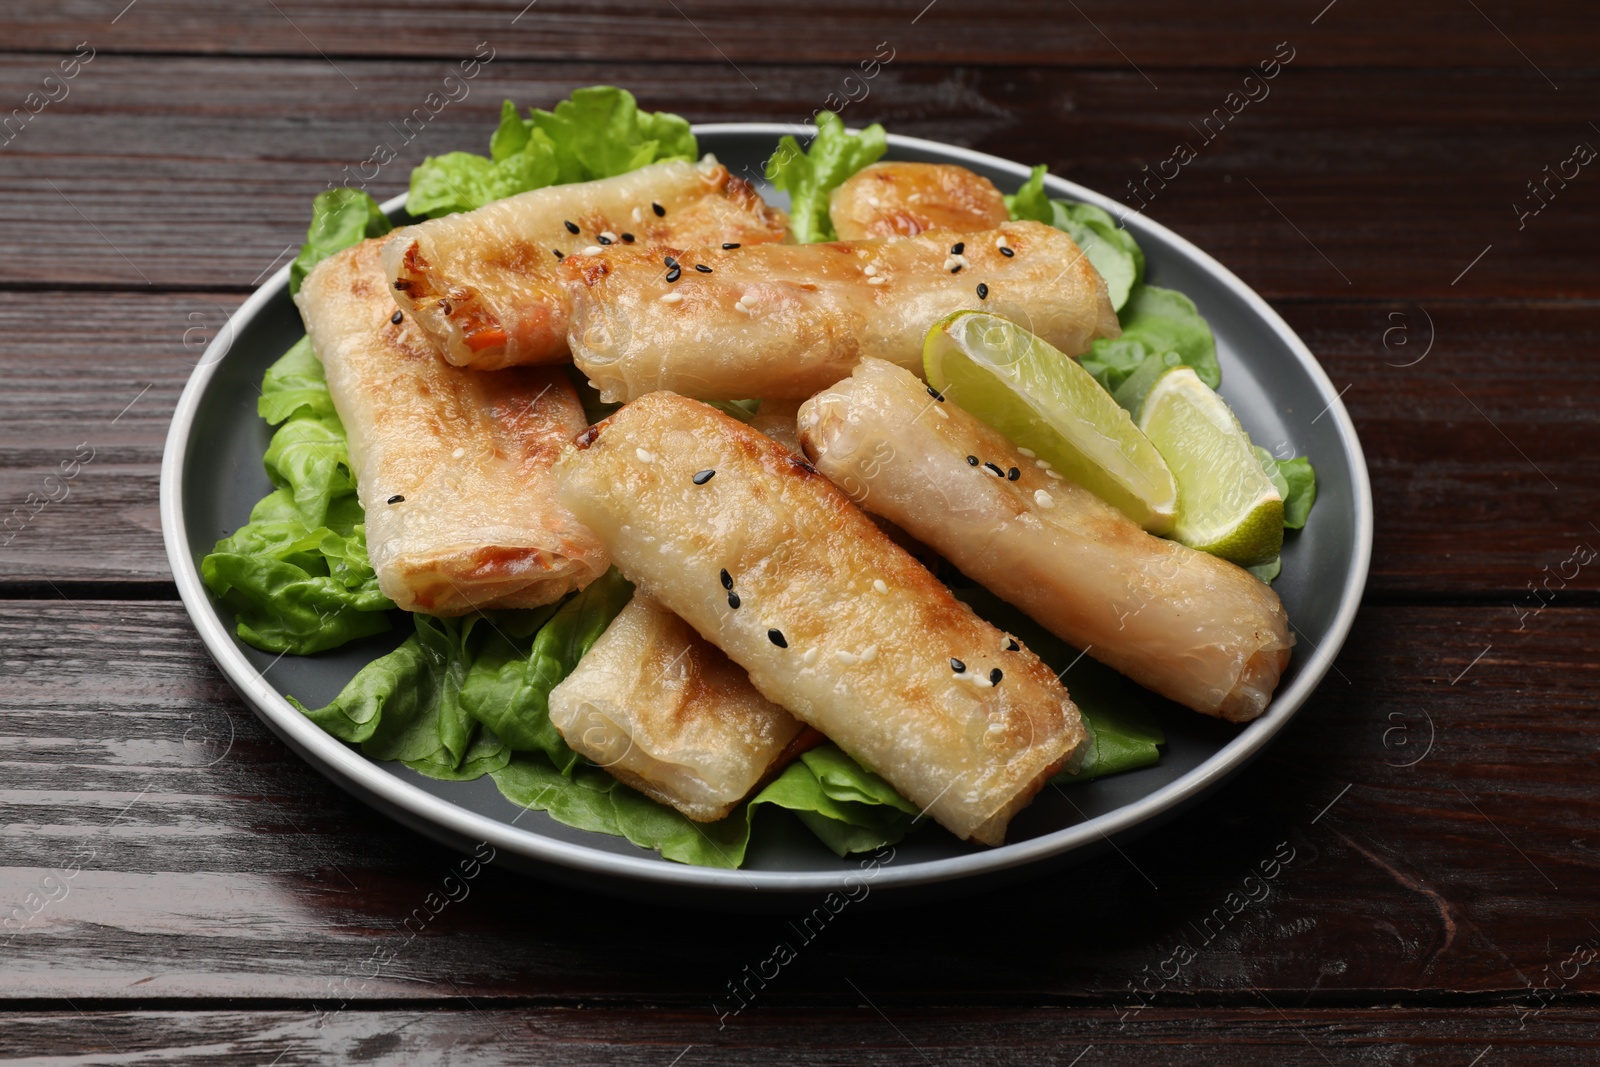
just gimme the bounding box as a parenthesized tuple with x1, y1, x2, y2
(4, 0, 1598, 68)
(5, 1, 1598, 1052)
(3, 292, 1594, 592)
(0, 58, 1595, 299)
(1, 1007, 1596, 1065)
(2, 601, 1595, 1002)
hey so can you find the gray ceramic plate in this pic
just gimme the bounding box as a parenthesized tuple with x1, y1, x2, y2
(161, 124, 1371, 907)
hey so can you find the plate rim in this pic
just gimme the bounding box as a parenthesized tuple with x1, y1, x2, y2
(159, 122, 1373, 894)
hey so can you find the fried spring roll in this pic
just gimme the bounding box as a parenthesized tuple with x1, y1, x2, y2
(565, 220, 1119, 402)
(554, 392, 1087, 846)
(296, 238, 608, 615)
(548, 594, 813, 822)
(829, 162, 1010, 240)
(797, 358, 1293, 722)
(383, 157, 789, 370)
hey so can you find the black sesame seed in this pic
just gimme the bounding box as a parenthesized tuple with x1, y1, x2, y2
(722, 242, 741, 250)
(1000, 246, 1015, 258)
(663, 255, 679, 268)
(768, 628, 788, 648)
(621, 233, 635, 242)
(720, 568, 733, 590)
(984, 462, 1005, 477)
(563, 220, 580, 234)
(695, 263, 713, 274)
(990, 668, 1003, 685)
(553, 249, 564, 259)
(950, 264, 963, 274)
(977, 282, 989, 300)
(1007, 466, 1020, 481)
(728, 591, 741, 609)
(387, 494, 405, 505)
(390, 309, 404, 325)
(666, 267, 682, 282)
(652, 201, 666, 217)
(966, 455, 980, 466)
(597, 234, 613, 245)
(950, 241, 965, 255)
(927, 385, 945, 402)
(692, 468, 716, 485)
(950, 658, 967, 673)
(1005, 638, 1020, 652)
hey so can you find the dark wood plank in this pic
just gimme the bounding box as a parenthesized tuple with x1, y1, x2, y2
(4, 292, 1595, 592)
(3, 601, 1595, 1001)
(0, 57, 1595, 299)
(4, 0, 1597, 68)
(1, 1007, 1594, 1064)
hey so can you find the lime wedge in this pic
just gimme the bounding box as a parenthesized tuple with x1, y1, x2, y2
(1136, 367, 1283, 566)
(924, 311, 1178, 533)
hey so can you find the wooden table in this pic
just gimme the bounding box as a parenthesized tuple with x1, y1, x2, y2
(3, 2, 1597, 1061)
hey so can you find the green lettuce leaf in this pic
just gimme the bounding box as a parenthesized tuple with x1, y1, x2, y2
(1243, 449, 1318, 583)
(458, 569, 633, 772)
(1007, 165, 1144, 311)
(750, 750, 918, 858)
(1083, 284, 1221, 392)
(492, 753, 751, 868)
(202, 340, 394, 655)
(490, 741, 920, 869)
(257, 336, 336, 424)
(409, 88, 698, 218)
(290, 613, 510, 781)
(1255, 445, 1319, 534)
(289, 190, 393, 295)
(1276, 455, 1317, 529)
(764, 111, 887, 243)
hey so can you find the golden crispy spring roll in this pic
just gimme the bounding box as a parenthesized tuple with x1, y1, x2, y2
(548, 594, 813, 822)
(383, 157, 788, 370)
(564, 220, 1119, 403)
(295, 237, 608, 615)
(829, 161, 1010, 240)
(797, 358, 1293, 722)
(554, 392, 1087, 845)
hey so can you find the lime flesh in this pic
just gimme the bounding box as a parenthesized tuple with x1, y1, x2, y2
(1137, 367, 1284, 566)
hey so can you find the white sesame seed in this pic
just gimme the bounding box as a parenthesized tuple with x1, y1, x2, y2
(599, 231, 618, 243)
(994, 237, 1010, 250)
(636, 447, 654, 463)
(734, 302, 752, 315)
(451, 447, 466, 459)
(659, 292, 683, 304)
(867, 276, 887, 286)
(632, 207, 644, 223)
(1034, 489, 1056, 509)
(864, 264, 877, 277)
(1017, 447, 1036, 458)
(873, 579, 888, 594)
(933, 406, 949, 420)
(802, 647, 819, 666)
(955, 671, 993, 688)
(1046, 469, 1063, 480)
(582, 245, 603, 255)
(836, 650, 858, 666)
(860, 643, 878, 663)
(739, 293, 758, 307)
